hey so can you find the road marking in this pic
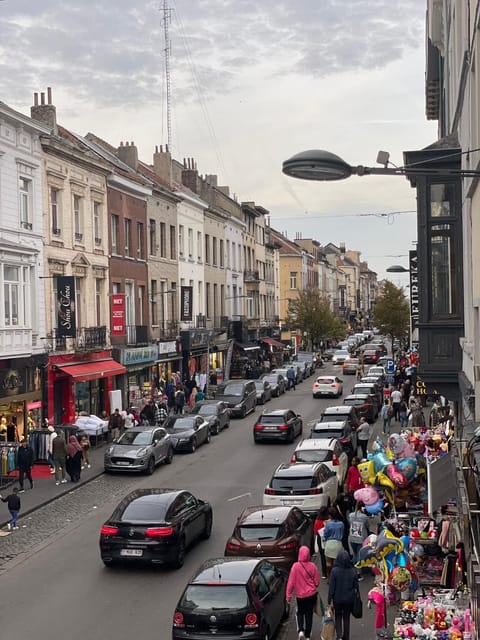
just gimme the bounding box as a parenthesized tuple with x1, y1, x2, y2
(227, 492, 252, 502)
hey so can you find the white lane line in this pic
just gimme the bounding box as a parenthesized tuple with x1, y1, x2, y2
(227, 492, 252, 502)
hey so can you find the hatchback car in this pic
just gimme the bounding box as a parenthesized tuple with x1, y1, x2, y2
(363, 348, 380, 364)
(332, 349, 350, 365)
(343, 393, 378, 422)
(309, 420, 357, 461)
(254, 379, 272, 405)
(367, 365, 386, 379)
(321, 404, 360, 432)
(291, 438, 348, 487)
(163, 415, 211, 453)
(352, 382, 382, 409)
(104, 426, 173, 474)
(261, 373, 286, 397)
(172, 558, 288, 640)
(342, 357, 359, 375)
(253, 409, 303, 443)
(99, 488, 212, 568)
(190, 400, 230, 435)
(263, 462, 338, 514)
(224, 505, 314, 569)
(312, 375, 343, 398)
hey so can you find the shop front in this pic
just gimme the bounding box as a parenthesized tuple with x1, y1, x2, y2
(180, 329, 214, 392)
(113, 345, 159, 410)
(154, 339, 182, 389)
(209, 332, 229, 385)
(0, 355, 46, 441)
(47, 350, 126, 424)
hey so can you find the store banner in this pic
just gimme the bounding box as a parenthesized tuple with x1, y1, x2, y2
(409, 250, 419, 331)
(57, 276, 76, 338)
(111, 294, 126, 336)
(180, 286, 193, 321)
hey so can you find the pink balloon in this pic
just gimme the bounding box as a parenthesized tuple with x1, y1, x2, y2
(354, 486, 379, 506)
(386, 464, 408, 488)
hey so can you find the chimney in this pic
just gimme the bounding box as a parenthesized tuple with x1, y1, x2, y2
(152, 144, 172, 185)
(205, 174, 218, 187)
(117, 140, 139, 170)
(30, 86, 57, 135)
(181, 156, 198, 193)
(340, 242, 346, 254)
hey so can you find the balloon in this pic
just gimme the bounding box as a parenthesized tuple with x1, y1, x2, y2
(375, 531, 403, 559)
(388, 433, 404, 455)
(373, 452, 390, 473)
(374, 471, 395, 490)
(400, 535, 411, 550)
(355, 543, 378, 568)
(386, 464, 408, 488)
(389, 566, 412, 592)
(365, 499, 384, 515)
(411, 544, 424, 557)
(396, 457, 418, 482)
(354, 486, 379, 506)
(362, 534, 377, 547)
(358, 459, 375, 484)
(397, 552, 408, 568)
(398, 442, 416, 459)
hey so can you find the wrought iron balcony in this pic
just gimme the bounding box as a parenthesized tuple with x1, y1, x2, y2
(126, 325, 149, 346)
(76, 326, 107, 350)
(157, 320, 179, 339)
(244, 269, 260, 282)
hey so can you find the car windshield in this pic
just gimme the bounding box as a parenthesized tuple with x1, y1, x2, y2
(180, 585, 249, 610)
(116, 431, 152, 446)
(222, 384, 243, 396)
(311, 429, 344, 439)
(254, 382, 265, 390)
(294, 450, 331, 463)
(259, 416, 284, 425)
(271, 476, 314, 491)
(120, 499, 168, 523)
(322, 414, 349, 422)
(343, 398, 365, 406)
(336, 350, 349, 356)
(264, 376, 278, 384)
(167, 417, 195, 430)
(316, 377, 335, 384)
(238, 525, 283, 541)
(196, 405, 216, 416)
(354, 387, 372, 395)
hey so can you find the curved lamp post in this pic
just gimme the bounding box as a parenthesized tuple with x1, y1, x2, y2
(386, 265, 409, 273)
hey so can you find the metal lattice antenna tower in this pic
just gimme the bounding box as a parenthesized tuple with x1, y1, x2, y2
(162, 0, 172, 151)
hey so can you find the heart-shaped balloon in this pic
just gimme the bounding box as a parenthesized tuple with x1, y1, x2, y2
(396, 457, 418, 482)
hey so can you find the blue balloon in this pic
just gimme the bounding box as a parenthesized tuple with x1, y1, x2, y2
(365, 498, 384, 515)
(400, 535, 410, 551)
(397, 553, 408, 568)
(396, 457, 418, 482)
(373, 452, 390, 474)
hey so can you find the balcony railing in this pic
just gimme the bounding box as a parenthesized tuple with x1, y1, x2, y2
(126, 324, 148, 346)
(156, 320, 179, 339)
(244, 269, 260, 282)
(76, 326, 107, 350)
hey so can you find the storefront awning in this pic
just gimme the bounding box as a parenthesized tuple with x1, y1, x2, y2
(56, 359, 126, 382)
(260, 337, 285, 350)
(235, 341, 260, 352)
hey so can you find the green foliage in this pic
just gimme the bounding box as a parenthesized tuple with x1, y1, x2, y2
(285, 287, 344, 349)
(372, 281, 410, 345)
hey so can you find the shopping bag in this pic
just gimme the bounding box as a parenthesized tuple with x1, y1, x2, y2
(321, 605, 336, 640)
(352, 587, 363, 619)
(314, 592, 325, 618)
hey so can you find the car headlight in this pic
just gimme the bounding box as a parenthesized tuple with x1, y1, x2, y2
(106, 446, 115, 455)
(177, 437, 190, 443)
(234, 403, 243, 409)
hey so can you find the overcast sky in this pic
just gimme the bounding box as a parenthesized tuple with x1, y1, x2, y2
(1, 0, 437, 284)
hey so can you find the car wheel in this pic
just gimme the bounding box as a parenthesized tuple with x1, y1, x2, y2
(225, 420, 230, 429)
(205, 429, 211, 444)
(288, 429, 295, 444)
(261, 394, 265, 404)
(146, 456, 155, 475)
(212, 422, 220, 435)
(242, 405, 247, 418)
(189, 438, 197, 453)
(172, 536, 186, 569)
(102, 559, 116, 568)
(164, 447, 174, 464)
(201, 512, 213, 539)
(262, 627, 271, 640)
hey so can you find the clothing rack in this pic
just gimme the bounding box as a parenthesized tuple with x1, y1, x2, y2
(0, 442, 20, 488)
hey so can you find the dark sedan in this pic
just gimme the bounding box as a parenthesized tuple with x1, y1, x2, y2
(254, 379, 272, 405)
(253, 409, 303, 443)
(99, 488, 212, 568)
(163, 415, 211, 453)
(261, 373, 286, 397)
(343, 393, 378, 422)
(190, 400, 230, 435)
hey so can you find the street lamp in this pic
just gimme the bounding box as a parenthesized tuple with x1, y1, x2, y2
(386, 265, 409, 273)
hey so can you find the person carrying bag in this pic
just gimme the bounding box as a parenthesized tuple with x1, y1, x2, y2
(328, 550, 359, 640)
(286, 546, 320, 640)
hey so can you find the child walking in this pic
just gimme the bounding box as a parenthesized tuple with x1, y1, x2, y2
(1, 487, 21, 531)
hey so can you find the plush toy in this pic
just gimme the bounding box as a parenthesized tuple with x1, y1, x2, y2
(368, 587, 385, 629)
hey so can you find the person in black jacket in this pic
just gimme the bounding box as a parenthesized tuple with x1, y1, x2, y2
(328, 550, 358, 640)
(0, 487, 21, 530)
(17, 439, 34, 492)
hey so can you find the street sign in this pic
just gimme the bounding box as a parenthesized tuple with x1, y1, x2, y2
(386, 359, 395, 374)
(385, 374, 395, 385)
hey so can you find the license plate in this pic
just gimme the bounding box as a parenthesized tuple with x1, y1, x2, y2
(281, 499, 303, 505)
(263, 426, 277, 431)
(120, 549, 143, 557)
(115, 461, 130, 466)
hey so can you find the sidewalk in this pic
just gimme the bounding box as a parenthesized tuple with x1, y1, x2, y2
(0, 443, 107, 528)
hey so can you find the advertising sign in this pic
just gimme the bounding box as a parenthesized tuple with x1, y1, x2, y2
(111, 294, 125, 336)
(409, 250, 419, 331)
(180, 286, 193, 321)
(56, 276, 76, 338)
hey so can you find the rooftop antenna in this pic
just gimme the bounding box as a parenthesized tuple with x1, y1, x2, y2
(162, 0, 173, 151)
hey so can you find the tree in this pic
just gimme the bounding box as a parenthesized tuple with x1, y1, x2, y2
(372, 281, 410, 350)
(285, 287, 345, 350)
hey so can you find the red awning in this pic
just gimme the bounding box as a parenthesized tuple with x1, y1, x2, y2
(260, 337, 286, 350)
(56, 359, 126, 382)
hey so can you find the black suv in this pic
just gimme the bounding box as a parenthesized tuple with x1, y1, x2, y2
(253, 409, 303, 444)
(172, 557, 289, 640)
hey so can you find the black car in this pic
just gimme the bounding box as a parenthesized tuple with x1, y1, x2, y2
(99, 489, 213, 569)
(163, 415, 211, 453)
(254, 379, 272, 405)
(261, 373, 286, 397)
(172, 557, 289, 640)
(253, 409, 303, 443)
(190, 400, 230, 435)
(343, 393, 378, 422)
(310, 419, 357, 461)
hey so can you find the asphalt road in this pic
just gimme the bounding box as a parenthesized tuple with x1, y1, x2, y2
(0, 363, 381, 640)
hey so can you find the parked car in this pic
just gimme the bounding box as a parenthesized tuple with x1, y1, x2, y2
(163, 415, 211, 453)
(363, 348, 381, 364)
(254, 379, 272, 405)
(342, 357, 359, 375)
(253, 409, 303, 443)
(190, 400, 230, 435)
(172, 558, 289, 640)
(261, 373, 286, 397)
(99, 488, 212, 568)
(312, 375, 343, 398)
(367, 365, 386, 379)
(104, 426, 174, 474)
(323, 348, 336, 361)
(224, 505, 314, 569)
(352, 382, 382, 409)
(263, 462, 338, 514)
(295, 352, 316, 376)
(320, 404, 360, 432)
(291, 438, 348, 488)
(332, 349, 350, 365)
(309, 419, 357, 461)
(215, 379, 257, 418)
(270, 368, 290, 388)
(342, 393, 378, 422)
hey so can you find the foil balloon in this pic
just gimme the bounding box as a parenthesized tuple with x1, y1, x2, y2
(389, 566, 412, 592)
(388, 433, 404, 455)
(397, 552, 408, 568)
(400, 535, 410, 550)
(374, 471, 395, 491)
(357, 459, 375, 484)
(398, 441, 416, 459)
(396, 457, 418, 482)
(354, 486, 379, 506)
(365, 498, 384, 515)
(355, 542, 378, 568)
(386, 464, 408, 488)
(373, 451, 390, 474)
(411, 543, 424, 557)
(375, 531, 403, 559)
(362, 533, 377, 547)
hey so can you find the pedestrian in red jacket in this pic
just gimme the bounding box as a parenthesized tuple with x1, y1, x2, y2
(345, 457, 364, 494)
(286, 546, 320, 640)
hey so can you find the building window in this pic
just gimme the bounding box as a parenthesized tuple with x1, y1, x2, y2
(111, 214, 119, 254)
(95, 279, 102, 326)
(290, 272, 297, 289)
(188, 228, 193, 258)
(149, 219, 156, 256)
(170, 225, 176, 260)
(232, 242, 236, 270)
(206, 282, 211, 318)
(213, 283, 218, 318)
(4, 265, 19, 326)
(124, 218, 132, 256)
(205, 234, 210, 264)
(93, 202, 102, 245)
(431, 223, 457, 315)
(220, 284, 225, 316)
(138, 285, 145, 324)
(219, 239, 224, 268)
(212, 237, 217, 266)
(151, 279, 158, 325)
(137, 222, 145, 259)
(19, 177, 33, 230)
(160, 222, 166, 257)
(75, 276, 82, 328)
(51, 187, 61, 236)
(197, 231, 202, 261)
(226, 240, 230, 268)
(73, 194, 83, 243)
(178, 225, 184, 257)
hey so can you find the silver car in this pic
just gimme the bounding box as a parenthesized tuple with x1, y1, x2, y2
(104, 426, 174, 475)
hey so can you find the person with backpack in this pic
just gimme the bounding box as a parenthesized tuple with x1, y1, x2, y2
(380, 399, 393, 435)
(174, 386, 186, 415)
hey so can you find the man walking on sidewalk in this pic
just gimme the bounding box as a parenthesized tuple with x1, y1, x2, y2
(17, 438, 34, 492)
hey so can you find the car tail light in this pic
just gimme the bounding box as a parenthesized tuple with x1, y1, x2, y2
(278, 539, 297, 551)
(309, 487, 323, 494)
(225, 539, 241, 551)
(245, 613, 258, 626)
(254, 423, 263, 431)
(145, 526, 174, 538)
(332, 452, 340, 466)
(173, 611, 184, 627)
(264, 487, 277, 495)
(278, 424, 288, 430)
(100, 525, 119, 536)
(290, 453, 296, 463)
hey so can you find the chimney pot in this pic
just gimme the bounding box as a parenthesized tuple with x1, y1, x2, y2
(155, 145, 159, 153)
(47, 87, 52, 105)
(131, 141, 134, 146)
(40, 92, 45, 105)
(34, 92, 39, 106)
(166, 144, 169, 152)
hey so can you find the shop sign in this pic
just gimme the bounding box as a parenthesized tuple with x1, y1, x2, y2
(158, 341, 177, 356)
(180, 329, 214, 351)
(111, 294, 125, 336)
(0, 369, 25, 396)
(180, 286, 193, 321)
(409, 250, 419, 330)
(57, 276, 76, 338)
(122, 346, 159, 366)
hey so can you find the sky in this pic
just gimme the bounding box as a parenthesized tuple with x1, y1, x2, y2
(0, 0, 437, 285)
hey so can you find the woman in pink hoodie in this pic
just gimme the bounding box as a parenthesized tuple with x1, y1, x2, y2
(286, 546, 320, 640)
